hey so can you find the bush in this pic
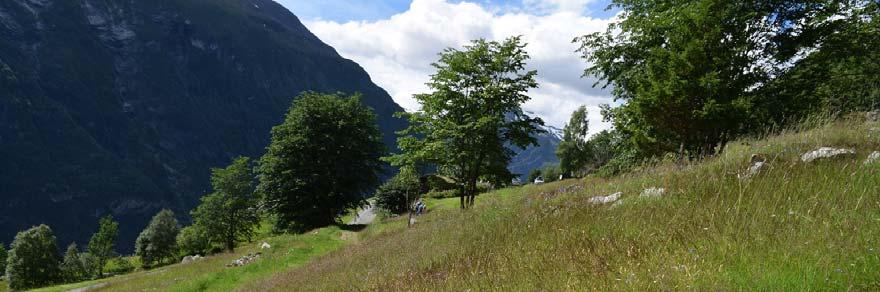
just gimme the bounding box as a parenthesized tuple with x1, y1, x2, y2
(135, 210, 180, 268)
(177, 225, 211, 257)
(6, 225, 62, 290)
(375, 171, 420, 215)
(0, 242, 6, 277)
(426, 189, 460, 199)
(104, 257, 135, 275)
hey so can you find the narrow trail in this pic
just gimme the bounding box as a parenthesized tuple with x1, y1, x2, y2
(349, 204, 377, 225)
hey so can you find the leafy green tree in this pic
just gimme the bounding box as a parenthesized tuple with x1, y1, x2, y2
(135, 210, 179, 268)
(60, 243, 90, 283)
(5, 225, 62, 290)
(577, 0, 773, 157)
(191, 156, 259, 252)
(87, 215, 118, 278)
(177, 225, 211, 257)
(0, 242, 7, 277)
(258, 92, 385, 231)
(375, 167, 421, 215)
(386, 37, 543, 209)
(556, 106, 591, 176)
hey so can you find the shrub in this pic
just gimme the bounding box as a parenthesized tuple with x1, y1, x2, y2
(0, 242, 6, 277)
(375, 171, 420, 214)
(6, 225, 62, 290)
(104, 257, 135, 275)
(135, 210, 180, 268)
(177, 225, 211, 257)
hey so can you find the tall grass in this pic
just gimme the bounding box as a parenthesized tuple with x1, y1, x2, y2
(247, 117, 880, 291)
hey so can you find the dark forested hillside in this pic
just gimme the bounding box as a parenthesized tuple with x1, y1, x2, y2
(0, 0, 410, 252)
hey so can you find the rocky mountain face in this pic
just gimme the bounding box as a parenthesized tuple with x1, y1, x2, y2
(509, 125, 561, 180)
(0, 0, 407, 251)
(0, 0, 559, 252)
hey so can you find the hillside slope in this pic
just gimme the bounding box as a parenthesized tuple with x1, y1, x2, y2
(0, 0, 407, 251)
(245, 117, 879, 290)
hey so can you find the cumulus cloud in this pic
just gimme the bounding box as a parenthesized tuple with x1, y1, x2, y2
(302, 0, 618, 133)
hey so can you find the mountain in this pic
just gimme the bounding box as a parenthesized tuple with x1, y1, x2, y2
(0, 0, 408, 252)
(509, 124, 562, 180)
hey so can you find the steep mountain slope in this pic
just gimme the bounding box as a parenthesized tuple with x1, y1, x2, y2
(509, 124, 561, 179)
(0, 0, 408, 251)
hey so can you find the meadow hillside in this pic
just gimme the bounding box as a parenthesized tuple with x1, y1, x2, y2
(248, 117, 879, 291)
(17, 116, 878, 291)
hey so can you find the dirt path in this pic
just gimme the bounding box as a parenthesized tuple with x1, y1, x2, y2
(349, 204, 377, 225)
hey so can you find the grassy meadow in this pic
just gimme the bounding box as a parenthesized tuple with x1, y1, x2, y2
(242, 117, 880, 291)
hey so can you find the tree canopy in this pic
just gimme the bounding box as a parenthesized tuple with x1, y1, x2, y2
(191, 156, 259, 252)
(556, 106, 591, 176)
(135, 210, 179, 267)
(88, 215, 118, 277)
(5, 225, 62, 290)
(258, 92, 385, 231)
(386, 36, 544, 208)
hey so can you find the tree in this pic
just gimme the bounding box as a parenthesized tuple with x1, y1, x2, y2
(177, 225, 211, 257)
(5, 225, 62, 290)
(135, 210, 179, 267)
(191, 156, 259, 252)
(375, 167, 421, 215)
(87, 215, 118, 278)
(0, 242, 6, 278)
(577, 0, 772, 157)
(556, 106, 591, 176)
(60, 243, 90, 283)
(386, 37, 543, 209)
(258, 92, 385, 231)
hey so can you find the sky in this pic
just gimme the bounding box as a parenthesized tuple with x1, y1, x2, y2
(276, 0, 620, 132)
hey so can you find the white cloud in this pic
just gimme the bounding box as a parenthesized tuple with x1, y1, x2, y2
(302, 0, 617, 133)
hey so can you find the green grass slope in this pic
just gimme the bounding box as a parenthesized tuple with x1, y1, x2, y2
(244, 117, 880, 291)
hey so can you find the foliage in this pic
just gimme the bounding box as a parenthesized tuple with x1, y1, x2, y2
(87, 215, 118, 278)
(375, 168, 421, 215)
(177, 225, 211, 257)
(385, 36, 543, 209)
(5, 225, 61, 290)
(0, 242, 6, 278)
(191, 156, 259, 252)
(527, 164, 563, 183)
(556, 106, 591, 176)
(60, 243, 93, 283)
(104, 257, 135, 275)
(135, 210, 179, 268)
(258, 92, 385, 232)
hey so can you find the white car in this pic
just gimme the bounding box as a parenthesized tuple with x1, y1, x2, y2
(533, 177, 544, 184)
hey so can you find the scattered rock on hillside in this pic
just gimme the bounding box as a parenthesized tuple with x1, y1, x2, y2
(739, 154, 767, 179)
(867, 110, 880, 122)
(181, 255, 204, 264)
(261, 242, 271, 249)
(865, 151, 880, 165)
(800, 147, 856, 163)
(227, 253, 262, 268)
(640, 187, 666, 198)
(589, 192, 622, 204)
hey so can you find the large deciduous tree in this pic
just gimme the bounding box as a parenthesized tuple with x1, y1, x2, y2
(87, 215, 118, 278)
(258, 92, 385, 231)
(5, 225, 62, 290)
(386, 36, 543, 209)
(191, 156, 259, 252)
(135, 210, 179, 268)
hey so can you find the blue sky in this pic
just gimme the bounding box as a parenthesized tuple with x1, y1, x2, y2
(274, 0, 619, 132)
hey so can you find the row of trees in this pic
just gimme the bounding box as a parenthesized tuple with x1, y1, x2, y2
(2, 216, 118, 290)
(557, 0, 878, 176)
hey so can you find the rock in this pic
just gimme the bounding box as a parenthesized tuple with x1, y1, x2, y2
(800, 147, 856, 163)
(589, 192, 622, 204)
(260, 242, 271, 249)
(739, 154, 768, 180)
(640, 187, 665, 198)
(867, 110, 880, 122)
(865, 151, 880, 165)
(181, 255, 194, 264)
(226, 252, 262, 268)
(192, 255, 203, 261)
